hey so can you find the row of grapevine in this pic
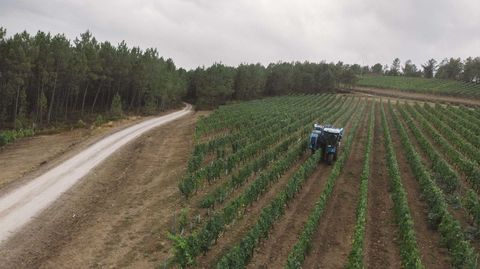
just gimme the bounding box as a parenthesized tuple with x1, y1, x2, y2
(398, 103, 480, 228)
(377, 103, 423, 268)
(199, 134, 300, 209)
(345, 101, 375, 268)
(200, 97, 360, 209)
(389, 103, 477, 268)
(443, 105, 480, 136)
(397, 104, 459, 193)
(459, 106, 480, 127)
(283, 100, 367, 269)
(169, 98, 360, 267)
(179, 96, 351, 197)
(217, 99, 367, 269)
(187, 96, 332, 174)
(424, 104, 480, 151)
(404, 105, 480, 193)
(201, 95, 336, 160)
(171, 139, 308, 267)
(194, 95, 324, 140)
(416, 104, 480, 164)
(357, 75, 480, 97)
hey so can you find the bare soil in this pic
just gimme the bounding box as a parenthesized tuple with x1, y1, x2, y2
(352, 87, 480, 107)
(195, 154, 310, 268)
(244, 104, 364, 268)
(385, 103, 451, 268)
(300, 107, 367, 269)
(0, 115, 156, 193)
(246, 163, 332, 269)
(364, 104, 402, 268)
(0, 111, 205, 268)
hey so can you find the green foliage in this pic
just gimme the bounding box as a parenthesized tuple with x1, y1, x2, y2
(0, 128, 35, 147)
(390, 102, 478, 268)
(0, 28, 187, 130)
(357, 75, 480, 97)
(167, 232, 195, 267)
(179, 95, 348, 197)
(345, 101, 375, 269)
(381, 102, 424, 269)
(95, 114, 106, 126)
(406, 104, 480, 193)
(110, 92, 123, 119)
(284, 100, 366, 269)
(170, 95, 360, 268)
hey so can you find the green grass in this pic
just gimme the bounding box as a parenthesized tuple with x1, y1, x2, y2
(358, 75, 480, 97)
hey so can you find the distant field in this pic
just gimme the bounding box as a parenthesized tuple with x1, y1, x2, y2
(358, 75, 480, 98)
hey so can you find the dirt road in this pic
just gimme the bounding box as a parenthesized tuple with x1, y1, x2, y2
(0, 104, 192, 245)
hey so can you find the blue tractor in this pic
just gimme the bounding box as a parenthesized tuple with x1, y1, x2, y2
(309, 124, 344, 164)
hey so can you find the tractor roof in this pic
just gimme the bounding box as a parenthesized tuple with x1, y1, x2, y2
(323, 127, 343, 134)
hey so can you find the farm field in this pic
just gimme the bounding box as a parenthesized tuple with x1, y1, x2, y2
(169, 94, 480, 268)
(358, 75, 480, 99)
(1, 93, 480, 268)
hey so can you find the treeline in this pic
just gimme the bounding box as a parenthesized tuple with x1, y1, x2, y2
(0, 28, 186, 130)
(0, 28, 362, 129)
(186, 62, 358, 109)
(364, 57, 480, 82)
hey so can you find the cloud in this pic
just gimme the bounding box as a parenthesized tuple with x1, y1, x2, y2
(1, 0, 479, 69)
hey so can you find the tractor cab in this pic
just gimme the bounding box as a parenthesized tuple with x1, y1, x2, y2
(309, 124, 344, 164)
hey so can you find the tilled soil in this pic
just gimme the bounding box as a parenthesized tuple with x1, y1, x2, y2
(246, 163, 332, 269)
(364, 104, 402, 268)
(195, 154, 310, 268)
(385, 103, 451, 268)
(0, 112, 204, 268)
(300, 107, 368, 269)
(246, 105, 362, 269)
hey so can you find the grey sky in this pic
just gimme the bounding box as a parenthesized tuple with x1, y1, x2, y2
(1, 0, 479, 69)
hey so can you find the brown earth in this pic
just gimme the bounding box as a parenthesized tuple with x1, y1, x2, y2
(246, 163, 332, 269)
(0, 115, 152, 193)
(195, 154, 310, 268)
(300, 105, 368, 269)
(0, 111, 206, 268)
(384, 103, 451, 268)
(0, 96, 472, 269)
(246, 101, 361, 269)
(364, 102, 402, 268)
(397, 104, 480, 252)
(352, 87, 480, 107)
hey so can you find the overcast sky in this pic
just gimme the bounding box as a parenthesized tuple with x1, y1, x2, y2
(1, 0, 479, 69)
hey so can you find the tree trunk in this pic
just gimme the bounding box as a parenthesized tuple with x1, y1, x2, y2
(91, 80, 103, 113)
(13, 85, 20, 129)
(47, 72, 58, 124)
(129, 90, 136, 111)
(64, 88, 70, 121)
(39, 82, 45, 126)
(35, 84, 41, 124)
(81, 81, 89, 117)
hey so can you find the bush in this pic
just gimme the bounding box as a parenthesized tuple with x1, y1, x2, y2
(0, 128, 35, 147)
(111, 92, 123, 119)
(95, 114, 106, 126)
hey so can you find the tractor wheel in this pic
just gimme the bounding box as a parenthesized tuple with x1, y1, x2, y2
(327, 153, 334, 165)
(333, 151, 338, 161)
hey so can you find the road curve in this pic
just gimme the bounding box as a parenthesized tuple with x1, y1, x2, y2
(0, 104, 192, 244)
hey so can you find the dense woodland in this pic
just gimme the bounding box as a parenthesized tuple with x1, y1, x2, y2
(369, 57, 480, 82)
(0, 27, 479, 131)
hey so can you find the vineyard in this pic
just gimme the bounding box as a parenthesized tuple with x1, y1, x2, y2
(168, 94, 480, 268)
(358, 75, 480, 98)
